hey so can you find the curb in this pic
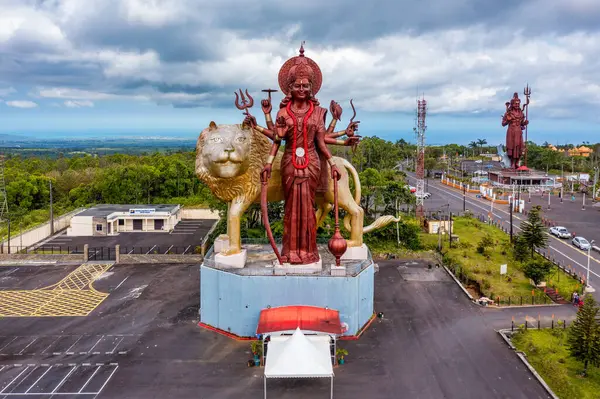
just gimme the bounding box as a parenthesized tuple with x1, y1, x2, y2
(442, 265, 474, 301)
(497, 329, 560, 399)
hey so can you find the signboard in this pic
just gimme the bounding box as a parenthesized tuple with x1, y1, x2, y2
(129, 208, 156, 215)
(500, 264, 507, 275)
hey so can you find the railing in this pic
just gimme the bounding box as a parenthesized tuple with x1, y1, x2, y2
(0, 245, 84, 255)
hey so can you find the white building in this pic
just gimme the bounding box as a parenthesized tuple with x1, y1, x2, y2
(67, 204, 182, 236)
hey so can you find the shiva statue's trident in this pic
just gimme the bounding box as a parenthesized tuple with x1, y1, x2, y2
(523, 84, 532, 166)
(234, 88, 254, 118)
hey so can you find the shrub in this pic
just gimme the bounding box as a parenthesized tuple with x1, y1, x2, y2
(523, 259, 552, 285)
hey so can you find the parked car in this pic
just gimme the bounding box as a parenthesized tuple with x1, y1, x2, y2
(549, 226, 571, 239)
(415, 192, 431, 199)
(572, 236, 592, 250)
(404, 185, 417, 193)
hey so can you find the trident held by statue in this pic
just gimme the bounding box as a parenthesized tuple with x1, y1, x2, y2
(523, 84, 532, 167)
(234, 89, 254, 118)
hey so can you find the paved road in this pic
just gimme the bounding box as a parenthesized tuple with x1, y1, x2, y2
(408, 174, 600, 299)
(0, 260, 555, 399)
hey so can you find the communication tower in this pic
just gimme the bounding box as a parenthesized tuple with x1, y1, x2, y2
(413, 95, 427, 219)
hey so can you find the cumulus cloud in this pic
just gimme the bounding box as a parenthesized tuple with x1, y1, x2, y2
(5, 100, 38, 108)
(0, 0, 600, 121)
(64, 100, 94, 108)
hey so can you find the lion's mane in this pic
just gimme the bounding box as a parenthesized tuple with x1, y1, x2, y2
(195, 125, 272, 202)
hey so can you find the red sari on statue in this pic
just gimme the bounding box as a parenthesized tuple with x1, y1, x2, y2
(276, 102, 327, 264)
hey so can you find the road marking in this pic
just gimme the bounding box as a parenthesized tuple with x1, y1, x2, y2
(182, 245, 191, 255)
(17, 338, 38, 355)
(0, 337, 18, 352)
(87, 336, 104, 354)
(0, 263, 113, 317)
(24, 365, 53, 393)
(170, 232, 195, 235)
(164, 245, 174, 254)
(78, 365, 101, 394)
(113, 277, 128, 291)
(1, 269, 18, 277)
(127, 248, 134, 254)
(0, 366, 30, 394)
(424, 178, 600, 272)
(108, 337, 124, 354)
(94, 365, 119, 397)
(145, 245, 156, 254)
(65, 336, 83, 353)
(51, 365, 77, 393)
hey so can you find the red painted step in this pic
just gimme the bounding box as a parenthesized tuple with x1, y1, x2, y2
(545, 288, 569, 305)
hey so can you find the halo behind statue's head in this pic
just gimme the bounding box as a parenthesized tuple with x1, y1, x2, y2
(278, 43, 322, 96)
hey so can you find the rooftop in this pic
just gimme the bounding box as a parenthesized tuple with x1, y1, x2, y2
(77, 204, 179, 217)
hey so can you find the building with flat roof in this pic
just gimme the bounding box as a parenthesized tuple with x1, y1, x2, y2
(67, 204, 181, 236)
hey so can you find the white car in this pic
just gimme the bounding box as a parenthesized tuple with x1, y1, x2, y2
(572, 237, 592, 251)
(549, 226, 571, 239)
(415, 192, 431, 199)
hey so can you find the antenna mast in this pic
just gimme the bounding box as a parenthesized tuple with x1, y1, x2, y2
(414, 94, 427, 220)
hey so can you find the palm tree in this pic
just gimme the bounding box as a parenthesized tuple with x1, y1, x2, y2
(477, 138, 488, 155)
(468, 141, 478, 157)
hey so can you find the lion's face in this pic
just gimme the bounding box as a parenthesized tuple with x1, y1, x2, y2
(199, 124, 251, 178)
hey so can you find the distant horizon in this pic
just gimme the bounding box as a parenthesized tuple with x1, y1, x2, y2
(1, 128, 597, 148)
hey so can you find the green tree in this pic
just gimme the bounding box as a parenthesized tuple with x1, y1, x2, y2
(519, 205, 548, 257)
(512, 234, 529, 262)
(523, 259, 552, 285)
(359, 168, 384, 217)
(568, 294, 600, 376)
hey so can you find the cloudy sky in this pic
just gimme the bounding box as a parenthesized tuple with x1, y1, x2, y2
(1, 0, 599, 144)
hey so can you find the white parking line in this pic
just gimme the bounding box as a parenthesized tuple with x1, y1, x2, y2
(65, 336, 83, 354)
(171, 232, 194, 235)
(0, 366, 30, 394)
(182, 245, 191, 255)
(164, 245, 174, 254)
(145, 245, 156, 254)
(0, 337, 18, 352)
(41, 336, 63, 355)
(107, 337, 124, 354)
(87, 336, 104, 354)
(17, 338, 38, 355)
(114, 277, 129, 291)
(51, 365, 77, 393)
(24, 366, 53, 393)
(93, 365, 119, 397)
(78, 366, 101, 394)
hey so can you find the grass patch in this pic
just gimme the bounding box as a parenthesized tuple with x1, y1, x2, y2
(436, 216, 579, 301)
(512, 329, 600, 399)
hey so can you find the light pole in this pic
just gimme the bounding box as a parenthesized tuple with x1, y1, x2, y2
(583, 192, 586, 211)
(509, 196, 513, 242)
(547, 188, 551, 210)
(594, 166, 598, 203)
(586, 240, 595, 292)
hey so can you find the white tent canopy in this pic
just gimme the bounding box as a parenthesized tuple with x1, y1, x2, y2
(264, 327, 334, 398)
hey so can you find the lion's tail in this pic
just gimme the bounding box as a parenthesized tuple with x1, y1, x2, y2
(363, 215, 401, 233)
(339, 158, 400, 233)
(342, 158, 361, 232)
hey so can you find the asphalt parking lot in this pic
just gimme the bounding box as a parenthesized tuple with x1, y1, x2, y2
(40, 219, 217, 255)
(0, 258, 550, 398)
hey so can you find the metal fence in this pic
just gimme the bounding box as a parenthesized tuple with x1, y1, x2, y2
(510, 317, 570, 332)
(0, 245, 84, 255)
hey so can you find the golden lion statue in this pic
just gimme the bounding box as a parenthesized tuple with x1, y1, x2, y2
(195, 122, 399, 255)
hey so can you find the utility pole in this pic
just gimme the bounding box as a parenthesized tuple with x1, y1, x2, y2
(509, 197, 513, 242)
(448, 212, 453, 248)
(593, 166, 598, 202)
(463, 184, 466, 212)
(49, 180, 54, 235)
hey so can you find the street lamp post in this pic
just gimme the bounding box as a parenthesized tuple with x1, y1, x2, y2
(509, 196, 513, 242)
(547, 189, 551, 210)
(586, 240, 595, 292)
(583, 192, 586, 211)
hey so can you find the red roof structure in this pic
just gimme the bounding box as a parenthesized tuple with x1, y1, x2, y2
(256, 306, 343, 335)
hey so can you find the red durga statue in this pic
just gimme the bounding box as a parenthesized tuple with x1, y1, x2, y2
(244, 44, 360, 265)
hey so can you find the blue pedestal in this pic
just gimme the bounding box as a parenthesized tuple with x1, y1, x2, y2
(199, 247, 375, 337)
